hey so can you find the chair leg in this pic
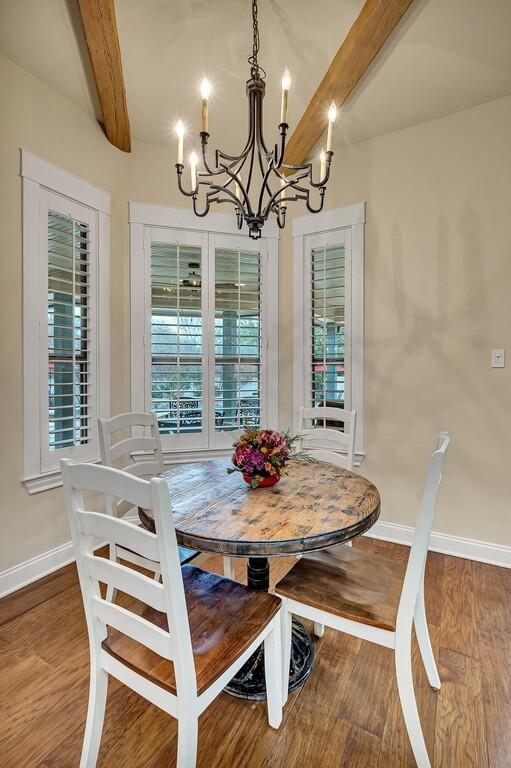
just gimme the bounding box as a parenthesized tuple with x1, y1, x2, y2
(395, 631, 431, 768)
(176, 716, 198, 768)
(280, 601, 292, 705)
(106, 543, 117, 602)
(80, 659, 108, 768)
(223, 556, 235, 580)
(264, 612, 283, 729)
(313, 622, 325, 638)
(414, 582, 441, 690)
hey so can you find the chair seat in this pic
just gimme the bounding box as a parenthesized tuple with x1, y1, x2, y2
(102, 565, 280, 695)
(275, 544, 406, 632)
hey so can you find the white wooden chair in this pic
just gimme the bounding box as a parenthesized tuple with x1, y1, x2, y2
(299, 406, 356, 471)
(61, 460, 283, 768)
(99, 412, 236, 584)
(98, 412, 197, 600)
(276, 432, 450, 768)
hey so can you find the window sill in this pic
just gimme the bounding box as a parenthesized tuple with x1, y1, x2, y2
(23, 469, 64, 494)
(22, 460, 101, 494)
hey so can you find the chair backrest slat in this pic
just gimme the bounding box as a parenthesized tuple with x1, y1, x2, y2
(61, 460, 196, 694)
(299, 406, 356, 470)
(120, 460, 164, 479)
(397, 432, 450, 630)
(79, 510, 160, 562)
(93, 596, 174, 659)
(109, 436, 161, 462)
(84, 554, 165, 612)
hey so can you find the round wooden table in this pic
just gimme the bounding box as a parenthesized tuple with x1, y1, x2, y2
(139, 458, 380, 699)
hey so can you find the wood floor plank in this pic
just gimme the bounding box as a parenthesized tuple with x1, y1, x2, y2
(440, 555, 479, 659)
(434, 647, 489, 768)
(472, 562, 511, 767)
(262, 708, 353, 768)
(334, 639, 392, 739)
(0, 649, 91, 767)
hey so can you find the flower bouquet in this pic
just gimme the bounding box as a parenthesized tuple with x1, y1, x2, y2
(227, 427, 299, 489)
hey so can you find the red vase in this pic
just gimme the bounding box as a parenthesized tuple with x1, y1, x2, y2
(243, 473, 280, 488)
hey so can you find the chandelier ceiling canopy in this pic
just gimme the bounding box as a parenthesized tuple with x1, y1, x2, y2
(175, 0, 337, 239)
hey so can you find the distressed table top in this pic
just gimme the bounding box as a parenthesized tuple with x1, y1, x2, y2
(139, 458, 380, 557)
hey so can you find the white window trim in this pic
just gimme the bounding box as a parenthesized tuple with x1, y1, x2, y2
(130, 202, 279, 463)
(293, 202, 365, 465)
(21, 150, 110, 493)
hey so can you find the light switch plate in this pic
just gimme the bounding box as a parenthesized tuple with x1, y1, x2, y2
(491, 349, 505, 368)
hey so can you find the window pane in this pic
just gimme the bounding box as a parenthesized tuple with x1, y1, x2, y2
(48, 212, 91, 450)
(311, 244, 345, 410)
(215, 248, 261, 431)
(151, 243, 203, 434)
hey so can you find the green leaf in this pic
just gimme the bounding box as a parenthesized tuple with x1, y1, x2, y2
(251, 477, 259, 489)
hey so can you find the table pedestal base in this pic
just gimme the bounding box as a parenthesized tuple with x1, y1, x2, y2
(224, 617, 315, 700)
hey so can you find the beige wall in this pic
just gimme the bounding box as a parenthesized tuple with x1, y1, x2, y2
(2, 47, 510, 574)
(280, 94, 511, 546)
(0, 53, 130, 571)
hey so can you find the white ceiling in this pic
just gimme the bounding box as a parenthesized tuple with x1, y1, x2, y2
(1, 0, 511, 153)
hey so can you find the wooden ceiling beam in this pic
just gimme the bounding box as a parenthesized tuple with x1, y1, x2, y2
(284, 0, 416, 167)
(76, 0, 131, 153)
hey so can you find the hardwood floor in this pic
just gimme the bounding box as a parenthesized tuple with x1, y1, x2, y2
(1, 539, 510, 767)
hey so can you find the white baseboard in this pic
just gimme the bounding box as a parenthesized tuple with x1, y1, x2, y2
(0, 541, 76, 599)
(2, 517, 510, 599)
(366, 521, 511, 569)
(0, 514, 140, 599)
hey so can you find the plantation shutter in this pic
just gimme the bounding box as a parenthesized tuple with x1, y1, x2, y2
(47, 211, 93, 452)
(311, 244, 345, 409)
(150, 242, 204, 437)
(214, 246, 262, 433)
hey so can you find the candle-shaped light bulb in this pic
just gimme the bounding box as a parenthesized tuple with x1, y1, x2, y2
(235, 180, 241, 203)
(326, 101, 337, 152)
(201, 78, 211, 133)
(176, 120, 185, 164)
(190, 151, 198, 191)
(280, 68, 291, 124)
(280, 176, 287, 202)
(320, 149, 326, 182)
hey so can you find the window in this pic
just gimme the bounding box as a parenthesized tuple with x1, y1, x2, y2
(293, 204, 365, 461)
(214, 247, 262, 432)
(22, 151, 110, 492)
(131, 206, 278, 456)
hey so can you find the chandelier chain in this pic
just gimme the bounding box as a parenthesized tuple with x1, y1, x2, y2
(248, 0, 265, 80)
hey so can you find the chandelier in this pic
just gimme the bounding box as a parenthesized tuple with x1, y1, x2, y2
(174, 0, 337, 239)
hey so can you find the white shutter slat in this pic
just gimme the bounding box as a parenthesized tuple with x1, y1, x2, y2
(48, 212, 92, 452)
(311, 244, 345, 410)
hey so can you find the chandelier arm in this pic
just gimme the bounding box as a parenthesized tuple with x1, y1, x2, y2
(305, 187, 326, 214)
(175, 164, 198, 197)
(192, 194, 211, 217)
(219, 163, 253, 215)
(260, 170, 309, 218)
